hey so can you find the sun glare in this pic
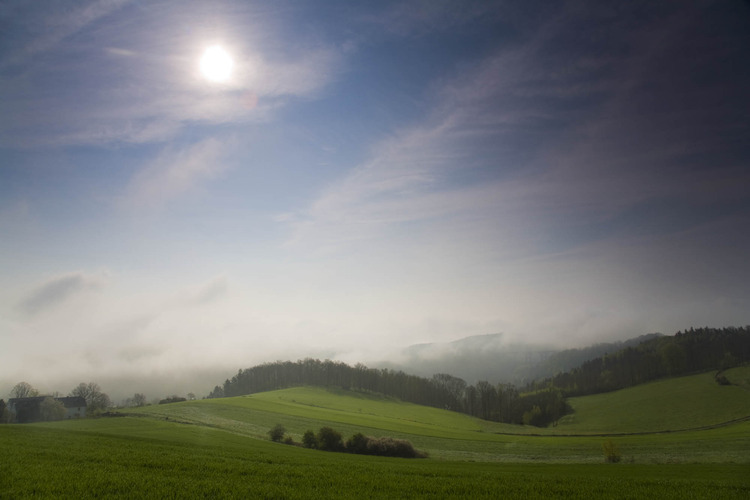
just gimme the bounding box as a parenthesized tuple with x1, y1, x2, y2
(200, 46, 234, 83)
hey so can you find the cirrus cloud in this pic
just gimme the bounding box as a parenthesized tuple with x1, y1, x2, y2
(16, 271, 107, 316)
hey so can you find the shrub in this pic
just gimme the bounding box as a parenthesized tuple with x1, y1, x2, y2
(317, 426, 344, 452)
(268, 424, 286, 442)
(158, 396, 186, 405)
(302, 429, 318, 449)
(283, 436, 295, 445)
(716, 374, 731, 386)
(302, 426, 426, 458)
(603, 439, 621, 463)
(366, 436, 425, 458)
(346, 432, 369, 455)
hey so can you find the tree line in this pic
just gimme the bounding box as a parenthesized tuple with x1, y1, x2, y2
(208, 358, 568, 427)
(1, 381, 112, 423)
(526, 326, 750, 397)
(209, 327, 749, 427)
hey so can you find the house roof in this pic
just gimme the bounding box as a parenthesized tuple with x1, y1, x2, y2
(56, 396, 86, 408)
(8, 396, 46, 405)
(9, 396, 87, 408)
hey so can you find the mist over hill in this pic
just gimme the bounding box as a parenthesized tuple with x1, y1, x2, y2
(376, 332, 663, 385)
(2, 331, 666, 405)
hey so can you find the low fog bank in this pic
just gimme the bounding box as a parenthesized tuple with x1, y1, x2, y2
(374, 332, 664, 385)
(2, 328, 665, 404)
(375, 333, 557, 384)
(1, 367, 234, 406)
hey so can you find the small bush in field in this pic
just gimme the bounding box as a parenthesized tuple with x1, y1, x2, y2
(301, 426, 425, 458)
(346, 432, 369, 455)
(365, 436, 425, 458)
(317, 426, 344, 452)
(603, 440, 621, 463)
(268, 424, 286, 442)
(302, 429, 318, 449)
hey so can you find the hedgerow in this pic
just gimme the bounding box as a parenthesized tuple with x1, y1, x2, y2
(272, 425, 426, 458)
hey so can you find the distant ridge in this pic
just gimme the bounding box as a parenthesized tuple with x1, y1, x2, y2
(379, 332, 663, 385)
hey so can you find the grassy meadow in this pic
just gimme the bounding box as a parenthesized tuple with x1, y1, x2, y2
(2, 419, 747, 499)
(2, 369, 749, 498)
(557, 369, 750, 433)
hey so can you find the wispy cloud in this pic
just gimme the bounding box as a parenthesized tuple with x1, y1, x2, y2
(104, 47, 137, 57)
(374, 0, 501, 37)
(16, 272, 107, 316)
(0, 0, 131, 71)
(120, 137, 228, 209)
(284, 1, 749, 260)
(0, 1, 342, 147)
(280, 34, 564, 254)
(184, 275, 229, 306)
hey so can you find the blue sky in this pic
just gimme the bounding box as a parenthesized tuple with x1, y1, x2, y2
(2, 0, 749, 400)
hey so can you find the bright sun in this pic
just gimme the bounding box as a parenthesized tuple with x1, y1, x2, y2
(200, 46, 234, 83)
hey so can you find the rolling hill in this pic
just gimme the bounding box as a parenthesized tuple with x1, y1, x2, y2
(557, 367, 750, 433)
(2, 368, 749, 498)
(121, 368, 750, 463)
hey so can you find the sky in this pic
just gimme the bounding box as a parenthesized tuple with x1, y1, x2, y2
(2, 0, 749, 401)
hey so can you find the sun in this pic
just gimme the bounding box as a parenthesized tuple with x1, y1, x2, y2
(200, 46, 234, 83)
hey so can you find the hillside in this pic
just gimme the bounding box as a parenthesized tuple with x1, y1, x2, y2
(125, 370, 750, 463)
(143, 369, 750, 437)
(3, 371, 749, 498)
(557, 369, 750, 433)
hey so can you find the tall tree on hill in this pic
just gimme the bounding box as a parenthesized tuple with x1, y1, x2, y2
(69, 382, 111, 413)
(431, 373, 466, 410)
(132, 393, 147, 407)
(476, 381, 498, 421)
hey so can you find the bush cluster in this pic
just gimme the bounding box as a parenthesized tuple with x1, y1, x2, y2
(269, 425, 426, 458)
(715, 373, 731, 386)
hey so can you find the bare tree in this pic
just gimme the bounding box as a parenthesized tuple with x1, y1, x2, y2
(10, 382, 38, 399)
(70, 382, 111, 413)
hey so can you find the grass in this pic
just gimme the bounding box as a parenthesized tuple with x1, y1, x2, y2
(2, 369, 749, 497)
(1, 422, 748, 499)
(557, 371, 750, 433)
(120, 376, 750, 464)
(725, 365, 750, 390)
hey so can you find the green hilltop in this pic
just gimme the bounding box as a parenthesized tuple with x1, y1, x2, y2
(122, 366, 750, 463)
(2, 367, 749, 497)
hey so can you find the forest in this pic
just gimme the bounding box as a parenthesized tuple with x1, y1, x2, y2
(208, 358, 567, 426)
(210, 327, 750, 427)
(529, 326, 750, 396)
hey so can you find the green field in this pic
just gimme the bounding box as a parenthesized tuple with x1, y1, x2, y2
(2, 370, 749, 498)
(725, 365, 750, 390)
(557, 370, 750, 433)
(2, 419, 748, 499)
